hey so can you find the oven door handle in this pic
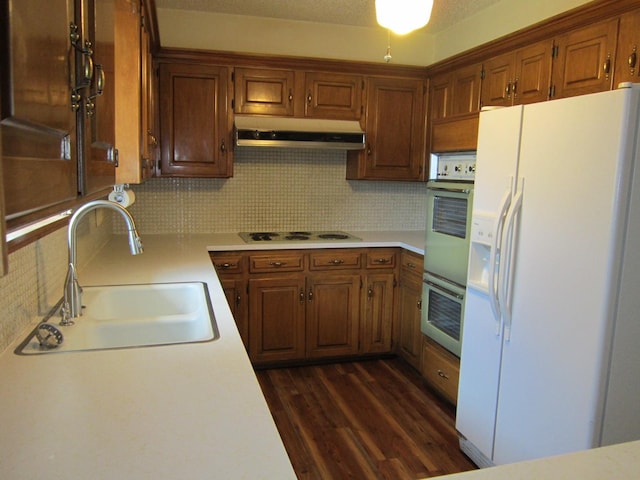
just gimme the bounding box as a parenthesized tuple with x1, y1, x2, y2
(423, 279, 464, 300)
(427, 186, 471, 195)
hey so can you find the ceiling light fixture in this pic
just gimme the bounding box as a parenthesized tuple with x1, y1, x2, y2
(375, 0, 434, 35)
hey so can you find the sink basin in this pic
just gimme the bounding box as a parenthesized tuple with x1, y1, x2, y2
(17, 282, 219, 354)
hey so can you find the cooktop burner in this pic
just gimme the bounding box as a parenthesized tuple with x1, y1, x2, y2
(239, 231, 360, 243)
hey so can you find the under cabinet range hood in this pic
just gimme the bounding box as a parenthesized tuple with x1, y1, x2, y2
(234, 115, 366, 150)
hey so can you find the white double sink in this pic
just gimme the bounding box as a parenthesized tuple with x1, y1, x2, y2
(18, 282, 219, 354)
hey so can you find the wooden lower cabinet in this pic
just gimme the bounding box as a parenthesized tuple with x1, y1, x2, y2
(211, 247, 399, 365)
(396, 250, 424, 369)
(249, 275, 306, 363)
(421, 336, 460, 405)
(306, 273, 361, 358)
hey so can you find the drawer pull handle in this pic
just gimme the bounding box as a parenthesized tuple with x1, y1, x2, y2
(269, 261, 287, 267)
(328, 259, 344, 265)
(374, 258, 390, 264)
(218, 263, 237, 269)
(406, 262, 416, 269)
(437, 369, 449, 380)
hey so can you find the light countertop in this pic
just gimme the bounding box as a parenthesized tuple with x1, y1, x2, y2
(0, 230, 423, 479)
(2, 230, 637, 479)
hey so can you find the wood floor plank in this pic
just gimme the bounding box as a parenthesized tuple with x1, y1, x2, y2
(255, 358, 477, 479)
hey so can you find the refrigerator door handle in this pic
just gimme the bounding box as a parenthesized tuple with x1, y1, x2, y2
(499, 181, 524, 342)
(489, 185, 512, 335)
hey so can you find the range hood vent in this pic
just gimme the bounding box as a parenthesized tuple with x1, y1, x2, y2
(234, 115, 365, 150)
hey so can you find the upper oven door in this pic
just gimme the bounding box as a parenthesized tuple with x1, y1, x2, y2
(425, 181, 474, 285)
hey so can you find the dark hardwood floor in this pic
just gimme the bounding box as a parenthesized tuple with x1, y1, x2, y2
(255, 358, 477, 479)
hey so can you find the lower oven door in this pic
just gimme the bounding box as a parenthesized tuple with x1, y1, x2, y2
(421, 271, 465, 357)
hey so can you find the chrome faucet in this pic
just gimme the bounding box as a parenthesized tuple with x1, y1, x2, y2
(62, 199, 144, 324)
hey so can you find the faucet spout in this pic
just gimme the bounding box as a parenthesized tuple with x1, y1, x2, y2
(63, 199, 144, 321)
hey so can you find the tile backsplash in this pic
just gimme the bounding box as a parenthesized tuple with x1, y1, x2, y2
(118, 148, 428, 234)
(1, 148, 427, 352)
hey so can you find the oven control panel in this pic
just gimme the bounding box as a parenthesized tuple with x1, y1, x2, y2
(431, 153, 476, 181)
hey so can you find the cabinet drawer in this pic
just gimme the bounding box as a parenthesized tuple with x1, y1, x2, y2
(309, 249, 361, 270)
(365, 249, 397, 269)
(422, 337, 460, 405)
(211, 253, 246, 274)
(249, 252, 305, 273)
(400, 250, 423, 276)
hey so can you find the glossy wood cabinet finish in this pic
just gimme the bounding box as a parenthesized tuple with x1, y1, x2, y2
(551, 18, 619, 99)
(158, 62, 232, 177)
(428, 64, 481, 153)
(114, 0, 158, 184)
(211, 253, 248, 349)
(1, 0, 79, 228)
(233, 68, 363, 121)
(211, 247, 400, 365)
(396, 250, 423, 369)
(347, 76, 426, 181)
(361, 249, 397, 354)
(481, 40, 553, 107)
(233, 67, 295, 116)
(421, 335, 460, 405)
(614, 10, 640, 84)
(80, 0, 117, 197)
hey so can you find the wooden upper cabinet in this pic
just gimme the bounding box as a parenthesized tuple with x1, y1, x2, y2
(233, 67, 363, 121)
(303, 72, 364, 120)
(481, 40, 552, 107)
(115, 0, 157, 184)
(347, 76, 426, 181)
(450, 63, 482, 116)
(614, 10, 640, 85)
(429, 72, 451, 121)
(551, 18, 619, 99)
(80, 0, 117, 197)
(233, 67, 295, 116)
(158, 62, 232, 177)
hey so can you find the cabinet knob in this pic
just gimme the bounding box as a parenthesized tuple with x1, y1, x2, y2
(307, 91, 312, 105)
(603, 53, 611, 79)
(289, 89, 293, 102)
(328, 259, 344, 265)
(373, 258, 390, 264)
(437, 369, 449, 380)
(417, 299, 422, 310)
(220, 140, 226, 153)
(629, 47, 637, 72)
(269, 261, 287, 267)
(218, 262, 237, 269)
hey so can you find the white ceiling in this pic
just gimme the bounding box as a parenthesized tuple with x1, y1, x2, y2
(154, 0, 502, 33)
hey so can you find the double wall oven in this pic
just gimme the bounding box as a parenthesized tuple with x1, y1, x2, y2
(421, 153, 476, 357)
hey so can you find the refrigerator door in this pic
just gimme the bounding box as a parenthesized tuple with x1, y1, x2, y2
(456, 105, 525, 464)
(492, 87, 639, 464)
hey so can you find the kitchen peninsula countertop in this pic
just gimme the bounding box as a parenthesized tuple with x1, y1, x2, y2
(2, 230, 636, 479)
(0, 231, 423, 479)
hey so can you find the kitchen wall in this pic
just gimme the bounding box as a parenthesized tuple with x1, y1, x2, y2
(120, 148, 427, 234)
(156, 0, 592, 65)
(0, 214, 112, 354)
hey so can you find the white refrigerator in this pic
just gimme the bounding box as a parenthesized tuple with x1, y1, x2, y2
(456, 84, 640, 467)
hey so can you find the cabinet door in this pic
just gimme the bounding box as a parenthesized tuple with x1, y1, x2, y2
(450, 63, 482, 115)
(513, 40, 553, 105)
(80, 0, 116, 197)
(397, 274, 423, 369)
(304, 72, 364, 121)
(361, 272, 395, 354)
(348, 76, 426, 181)
(220, 277, 249, 350)
(481, 53, 515, 107)
(614, 10, 640, 85)
(551, 18, 618, 99)
(306, 273, 360, 358)
(233, 67, 295, 116)
(429, 72, 452, 121)
(2, 0, 79, 226)
(249, 275, 306, 363)
(159, 62, 231, 177)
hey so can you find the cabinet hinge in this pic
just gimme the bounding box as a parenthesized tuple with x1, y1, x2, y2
(480, 68, 485, 80)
